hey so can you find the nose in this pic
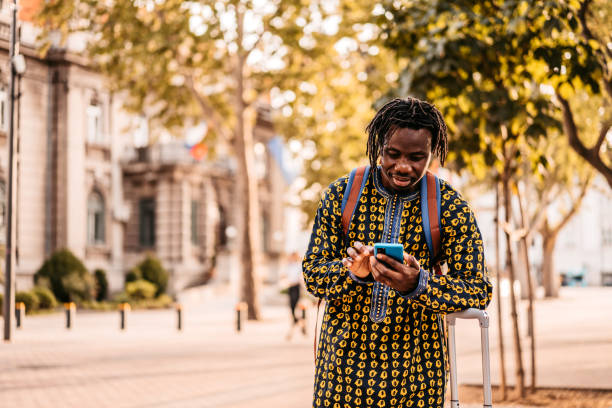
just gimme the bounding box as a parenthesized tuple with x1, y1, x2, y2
(395, 159, 412, 174)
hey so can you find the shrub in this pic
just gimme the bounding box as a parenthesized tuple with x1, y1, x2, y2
(15, 291, 39, 314)
(137, 256, 168, 296)
(34, 249, 94, 302)
(113, 291, 131, 304)
(61, 272, 96, 303)
(136, 293, 174, 309)
(125, 267, 141, 284)
(126, 279, 157, 300)
(31, 286, 57, 310)
(94, 269, 109, 301)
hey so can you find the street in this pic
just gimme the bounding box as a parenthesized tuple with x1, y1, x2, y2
(1, 287, 611, 408)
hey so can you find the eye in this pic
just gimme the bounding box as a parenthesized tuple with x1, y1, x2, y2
(385, 149, 400, 159)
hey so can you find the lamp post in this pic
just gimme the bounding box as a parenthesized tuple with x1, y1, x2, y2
(3, 1, 25, 342)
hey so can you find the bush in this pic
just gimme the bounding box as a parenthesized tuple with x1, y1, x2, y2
(31, 286, 57, 310)
(34, 249, 94, 302)
(125, 279, 157, 301)
(15, 291, 39, 314)
(125, 267, 141, 284)
(113, 291, 131, 305)
(94, 269, 109, 301)
(136, 293, 174, 309)
(136, 256, 168, 296)
(61, 273, 96, 303)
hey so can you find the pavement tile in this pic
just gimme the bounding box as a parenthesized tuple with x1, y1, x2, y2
(1, 287, 611, 408)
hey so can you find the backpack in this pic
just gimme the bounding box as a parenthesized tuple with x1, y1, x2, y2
(313, 166, 444, 359)
(341, 165, 443, 270)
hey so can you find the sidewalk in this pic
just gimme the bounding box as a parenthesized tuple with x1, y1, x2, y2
(0, 287, 611, 408)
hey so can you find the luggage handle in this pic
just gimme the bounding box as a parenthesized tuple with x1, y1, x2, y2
(447, 308, 492, 408)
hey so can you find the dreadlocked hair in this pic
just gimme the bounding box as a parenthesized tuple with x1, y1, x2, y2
(366, 97, 448, 168)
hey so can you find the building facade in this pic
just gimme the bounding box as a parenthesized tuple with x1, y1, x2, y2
(0, 15, 287, 296)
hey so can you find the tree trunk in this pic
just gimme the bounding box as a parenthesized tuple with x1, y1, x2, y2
(541, 222, 559, 298)
(495, 181, 508, 400)
(502, 166, 525, 398)
(234, 9, 262, 320)
(517, 183, 536, 393)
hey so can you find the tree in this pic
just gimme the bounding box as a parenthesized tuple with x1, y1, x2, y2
(514, 120, 594, 299)
(377, 1, 575, 396)
(551, 0, 612, 187)
(376, 0, 610, 396)
(35, 0, 379, 319)
(270, 3, 401, 222)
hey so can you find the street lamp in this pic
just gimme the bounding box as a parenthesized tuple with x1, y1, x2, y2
(3, 1, 25, 342)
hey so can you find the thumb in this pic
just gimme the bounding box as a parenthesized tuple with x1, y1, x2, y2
(404, 253, 420, 269)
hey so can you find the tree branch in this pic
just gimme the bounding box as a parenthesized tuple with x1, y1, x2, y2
(594, 121, 612, 155)
(552, 174, 593, 236)
(185, 75, 232, 142)
(527, 183, 558, 242)
(557, 92, 612, 188)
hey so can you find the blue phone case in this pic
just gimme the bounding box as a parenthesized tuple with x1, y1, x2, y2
(374, 243, 404, 263)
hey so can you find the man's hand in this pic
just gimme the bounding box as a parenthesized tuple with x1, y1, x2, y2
(342, 241, 373, 278)
(369, 251, 421, 293)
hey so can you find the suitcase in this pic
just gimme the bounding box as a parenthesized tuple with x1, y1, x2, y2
(446, 308, 493, 408)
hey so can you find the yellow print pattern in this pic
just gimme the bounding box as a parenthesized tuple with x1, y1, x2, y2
(303, 173, 493, 408)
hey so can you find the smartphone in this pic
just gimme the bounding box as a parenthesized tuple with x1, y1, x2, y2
(374, 243, 404, 266)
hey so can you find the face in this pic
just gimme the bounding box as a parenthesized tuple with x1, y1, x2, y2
(379, 127, 432, 193)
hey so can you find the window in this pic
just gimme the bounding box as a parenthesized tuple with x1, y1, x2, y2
(139, 198, 156, 247)
(191, 200, 199, 245)
(87, 104, 103, 143)
(0, 87, 7, 132)
(262, 212, 270, 252)
(0, 180, 5, 243)
(87, 190, 105, 244)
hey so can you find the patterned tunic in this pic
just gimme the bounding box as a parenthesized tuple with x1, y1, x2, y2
(303, 167, 492, 408)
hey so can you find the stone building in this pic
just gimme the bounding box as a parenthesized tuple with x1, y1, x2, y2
(0, 13, 287, 296)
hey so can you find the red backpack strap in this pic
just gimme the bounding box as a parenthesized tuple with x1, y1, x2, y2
(341, 166, 370, 237)
(421, 171, 443, 274)
(426, 172, 441, 261)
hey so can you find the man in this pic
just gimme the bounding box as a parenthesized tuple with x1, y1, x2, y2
(302, 97, 492, 408)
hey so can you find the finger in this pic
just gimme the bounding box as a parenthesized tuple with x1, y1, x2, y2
(354, 241, 370, 256)
(341, 258, 353, 268)
(375, 264, 404, 284)
(403, 252, 420, 269)
(371, 256, 402, 282)
(408, 255, 420, 269)
(371, 264, 393, 287)
(347, 247, 358, 259)
(376, 253, 404, 271)
(369, 257, 382, 280)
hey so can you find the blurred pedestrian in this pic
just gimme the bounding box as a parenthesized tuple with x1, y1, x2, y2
(282, 251, 306, 340)
(302, 97, 493, 408)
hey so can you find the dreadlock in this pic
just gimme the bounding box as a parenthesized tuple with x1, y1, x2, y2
(366, 97, 448, 168)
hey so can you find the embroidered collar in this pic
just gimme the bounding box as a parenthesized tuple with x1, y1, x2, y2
(372, 166, 420, 201)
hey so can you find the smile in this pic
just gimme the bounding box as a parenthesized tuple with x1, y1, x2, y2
(391, 175, 414, 186)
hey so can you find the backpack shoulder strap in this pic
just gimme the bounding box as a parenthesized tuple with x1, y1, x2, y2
(420, 171, 442, 271)
(341, 166, 370, 237)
